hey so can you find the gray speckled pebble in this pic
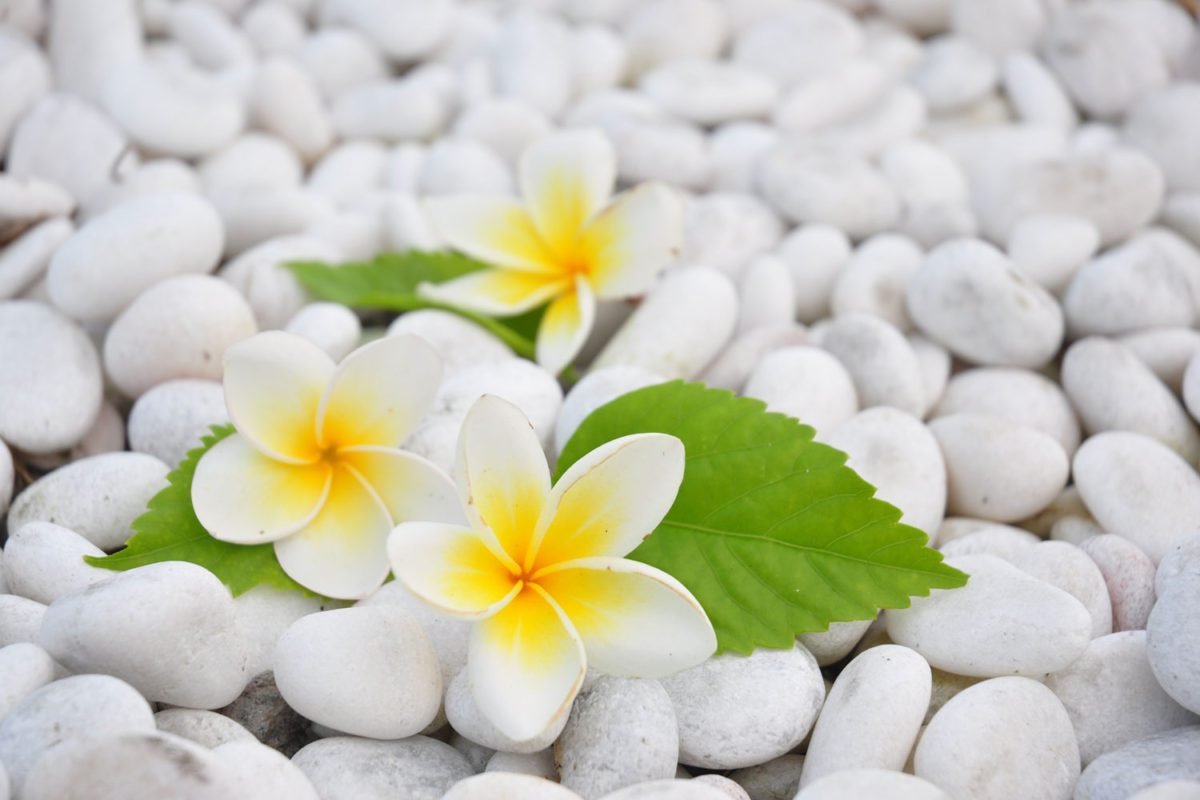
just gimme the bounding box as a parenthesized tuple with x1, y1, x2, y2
(291, 736, 473, 800)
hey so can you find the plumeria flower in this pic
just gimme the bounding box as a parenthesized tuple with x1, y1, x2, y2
(388, 395, 716, 741)
(421, 129, 684, 375)
(191, 331, 462, 600)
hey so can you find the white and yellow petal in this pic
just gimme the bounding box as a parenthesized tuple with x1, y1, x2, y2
(455, 395, 551, 569)
(529, 433, 684, 570)
(580, 182, 683, 300)
(535, 277, 595, 376)
(273, 463, 393, 599)
(519, 129, 615, 260)
(222, 332, 334, 464)
(340, 446, 463, 525)
(424, 195, 561, 274)
(387, 522, 520, 618)
(316, 335, 441, 450)
(192, 434, 332, 544)
(536, 557, 716, 678)
(418, 269, 569, 317)
(468, 584, 586, 742)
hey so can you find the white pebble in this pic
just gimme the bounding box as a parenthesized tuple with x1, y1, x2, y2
(640, 59, 778, 126)
(621, 0, 729, 76)
(909, 35, 998, 113)
(46, 0, 141, 104)
(1080, 534, 1158, 633)
(332, 79, 448, 143)
(295, 28, 388, 102)
(307, 141, 388, 207)
(1001, 52, 1077, 130)
(933, 367, 1081, 456)
(1122, 328, 1200, 395)
(420, 139, 513, 196)
(830, 234, 923, 331)
(444, 773, 583, 800)
(0, 29, 51, 156)
(199, 133, 304, 193)
(776, 225, 852, 323)
(215, 739, 321, 800)
(737, 255, 794, 334)
(821, 314, 925, 418)
(555, 366, 665, 454)
(218, 234, 342, 329)
(320, 0, 453, 62)
(240, 2, 306, 58)
(2, 522, 110, 605)
(251, 57, 334, 164)
(0, 643, 55, 720)
(0, 219, 73, 301)
(1075, 726, 1200, 800)
(698, 324, 808, 393)
(154, 708, 254, 748)
(612, 122, 712, 191)
(284, 303, 361, 363)
(1147, 572, 1200, 715)
(127, 379, 228, 467)
(709, 122, 779, 192)
(796, 769, 950, 800)
(681, 192, 784, 280)
(445, 668, 568, 754)
(744, 346, 858, 435)
(732, 2, 862, 85)
(1006, 214, 1099, 294)
(1013, 541, 1112, 638)
(452, 99, 552, 166)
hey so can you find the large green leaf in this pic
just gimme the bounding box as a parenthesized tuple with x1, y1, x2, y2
(86, 425, 317, 598)
(555, 381, 967, 654)
(285, 251, 543, 358)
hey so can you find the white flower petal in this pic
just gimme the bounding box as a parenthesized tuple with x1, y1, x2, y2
(581, 182, 684, 300)
(192, 434, 331, 544)
(222, 332, 334, 464)
(455, 395, 551, 570)
(468, 584, 586, 742)
(529, 433, 684, 569)
(317, 334, 441, 449)
(418, 270, 569, 317)
(519, 129, 616, 259)
(387, 522, 520, 619)
(535, 556, 716, 678)
(274, 463, 393, 600)
(340, 446, 464, 525)
(425, 195, 561, 274)
(535, 277, 596, 376)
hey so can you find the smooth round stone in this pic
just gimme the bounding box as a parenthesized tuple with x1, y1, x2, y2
(0, 300, 102, 453)
(218, 234, 341, 329)
(662, 643, 825, 770)
(199, 133, 303, 193)
(731, 2, 862, 85)
(593, 268, 738, 381)
(744, 346, 858, 435)
(1006, 214, 1099, 294)
(215, 739, 321, 800)
(1156, 535, 1200, 597)
(906, 239, 1063, 369)
(640, 59, 777, 126)
(128, 379, 228, 468)
(556, 677, 678, 798)
(709, 121, 779, 193)
(7, 93, 130, 206)
(252, 57, 334, 164)
(1074, 432, 1200, 564)
(930, 413, 1069, 522)
(104, 274, 257, 398)
(168, 1, 253, 69)
(758, 143, 900, 240)
(699, 324, 809, 394)
(1041, 3, 1167, 119)
(771, 58, 888, 135)
(1014, 541, 1113, 638)
(909, 35, 997, 113)
(915, 677, 1079, 800)
(232, 585, 322, 682)
(622, 0, 727, 76)
(737, 255, 794, 333)
(776, 224, 852, 323)
(680, 192, 783, 279)
(294, 27, 387, 103)
(0, 219, 73, 301)
(830, 234, 923, 332)
(596, 779, 730, 800)
(1124, 328, 1200, 395)
(2, 522, 110, 604)
(880, 140, 970, 214)
(21, 730, 242, 800)
(938, 525, 1040, 562)
(38, 562, 249, 709)
(689, 775, 751, 799)
(306, 142, 387, 206)
(419, 139, 512, 196)
(444, 668, 569, 754)
(1128, 782, 1200, 800)
(725, 754, 804, 799)
(444, 773, 583, 800)
(1045, 631, 1197, 765)
(386, 310, 513, 376)
(1064, 231, 1197, 337)
(1075, 727, 1200, 800)
(452, 99, 552, 166)
(820, 314, 925, 418)
(332, 79, 448, 144)
(933, 367, 1081, 456)
(0, 643, 55, 719)
(1080, 535, 1158, 633)
(909, 333, 950, 415)
(825, 408, 946, 536)
(0, 439, 12, 518)
(154, 708, 255, 748)
(1147, 574, 1200, 715)
(100, 60, 243, 159)
(485, 748, 556, 780)
(0, 175, 72, 244)
(886, 554, 1092, 677)
(46, 0, 141, 103)
(798, 619, 874, 668)
(321, 0, 451, 61)
(610, 121, 712, 191)
(555, 366, 666, 454)
(292, 735, 473, 800)
(0, 674, 155, 794)
(1062, 337, 1200, 463)
(801, 646, 931, 787)
(274, 606, 441, 740)
(46, 193, 224, 322)
(7, 452, 168, 551)
(211, 187, 335, 259)
(1002, 51, 1077, 130)
(0, 26, 51, 153)
(0, 595, 45, 648)
(797, 770, 951, 800)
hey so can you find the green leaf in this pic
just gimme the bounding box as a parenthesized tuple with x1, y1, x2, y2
(555, 381, 968, 654)
(285, 251, 543, 359)
(85, 425, 318, 598)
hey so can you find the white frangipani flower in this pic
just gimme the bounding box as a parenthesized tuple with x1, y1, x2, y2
(421, 129, 684, 375)
(388, 395, 716, 741)
(191, 331, 462, 600)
